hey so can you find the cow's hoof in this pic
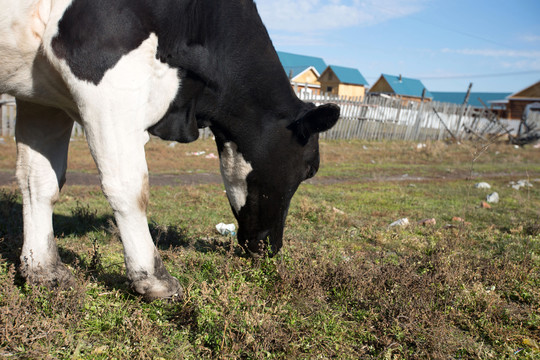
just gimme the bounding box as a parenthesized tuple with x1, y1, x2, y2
(131, 274, 183, 302)
(21, 262, 75, 289)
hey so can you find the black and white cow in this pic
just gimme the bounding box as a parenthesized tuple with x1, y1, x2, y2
(0, 0, 339, 300)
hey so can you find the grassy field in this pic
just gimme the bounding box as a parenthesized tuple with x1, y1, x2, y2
(0, 137, 539, 359)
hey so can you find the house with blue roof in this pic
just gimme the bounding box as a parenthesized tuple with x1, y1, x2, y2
(276, 51, 327, 95)
(318, 65, 369, 99)
(431, 92, 511, 108)
(369, 74, 432, 103)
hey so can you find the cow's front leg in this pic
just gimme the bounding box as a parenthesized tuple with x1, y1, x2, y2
(81, 115, 182, 301)
(47, 30, 182, 299)
(15, 100, 74, 286)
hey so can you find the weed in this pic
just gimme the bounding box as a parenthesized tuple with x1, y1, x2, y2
(88, 236, 103, 273)
(71, 201, 98, 223)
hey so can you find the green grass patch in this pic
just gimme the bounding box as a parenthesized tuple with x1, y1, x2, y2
(1, 139, 539, 359)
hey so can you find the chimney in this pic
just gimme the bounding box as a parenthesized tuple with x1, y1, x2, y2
(398, 74, 402, 82)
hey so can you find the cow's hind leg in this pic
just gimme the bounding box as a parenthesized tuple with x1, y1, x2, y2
(15, 100, 74, 286)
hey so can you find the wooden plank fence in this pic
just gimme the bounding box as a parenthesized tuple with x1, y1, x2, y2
(0, 94, 16, 137)
(526, 111, 540, 130)
(298, 93, 479, 141)
(0, 93, 518, 141)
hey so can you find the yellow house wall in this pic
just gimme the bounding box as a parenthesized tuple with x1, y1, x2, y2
(338, 84, 365, 98)
(318, 68, 366, 98)
(319, 69, 340, 95)
(319, 80, 340, 95)
(369, 78, 393, 93)
(293, 83, 321, 95)
(293, 69, 320, 86)
(399, 96, 431, 104)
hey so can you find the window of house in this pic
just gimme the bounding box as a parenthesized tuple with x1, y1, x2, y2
(326, 86, 333, 93)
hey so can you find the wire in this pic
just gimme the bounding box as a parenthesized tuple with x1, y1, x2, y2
(416, 70, 540, 80)
(368, 2, 517, 50)
(407, 16, 515, 50)
(363, 70, 540, 82)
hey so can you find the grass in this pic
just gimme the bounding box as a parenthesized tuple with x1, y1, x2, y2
(0, 137, 539, 359)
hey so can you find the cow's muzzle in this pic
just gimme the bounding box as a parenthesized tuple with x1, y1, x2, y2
(238, 229, 283, 257)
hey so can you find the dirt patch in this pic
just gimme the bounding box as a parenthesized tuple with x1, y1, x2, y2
(0, 171, 224, 187)
(1, 170, 536, 187)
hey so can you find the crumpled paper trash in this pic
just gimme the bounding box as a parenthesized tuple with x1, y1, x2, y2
(389, 218, 409, 228)
(474, 182, 491, 189)
(487, 192, 499, 204)
(216, 223, 236, 236)
(509, 179, 533, 190)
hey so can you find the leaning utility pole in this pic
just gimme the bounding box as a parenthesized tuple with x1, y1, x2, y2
(456, 82, 473, 138)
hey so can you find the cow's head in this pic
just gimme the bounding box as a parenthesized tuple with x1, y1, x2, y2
(214, 102, 339, 256)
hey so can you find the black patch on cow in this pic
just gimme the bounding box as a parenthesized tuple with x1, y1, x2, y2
(51, 0, 223, 87)
(148, 71, 206, 142)
(51, 0, 296, 120)
(52, 0, 153, 85)
(51, 0, 222, 142)
(147, 95, 200, 143)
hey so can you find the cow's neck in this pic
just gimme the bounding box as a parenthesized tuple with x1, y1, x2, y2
(152, 0, 302, 140)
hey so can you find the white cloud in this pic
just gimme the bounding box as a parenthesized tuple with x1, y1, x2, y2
(520, 34, 540, 43)
(441, 48, 540, 72)
(255, 0, 430, 33)
(442, 48, 540, 58)
(501, 59, 540, 71)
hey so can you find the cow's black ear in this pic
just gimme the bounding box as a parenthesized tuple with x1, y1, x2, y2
(288, 103, 340, 145)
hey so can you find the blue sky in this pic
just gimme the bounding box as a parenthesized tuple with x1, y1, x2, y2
(255, 0, 540, 93)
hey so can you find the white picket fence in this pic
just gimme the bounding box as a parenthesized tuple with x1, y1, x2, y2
(0, 93, 518, 141)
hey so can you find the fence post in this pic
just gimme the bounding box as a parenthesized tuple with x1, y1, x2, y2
(1, 95, 16, 137)
(1, 102, 6, 137)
